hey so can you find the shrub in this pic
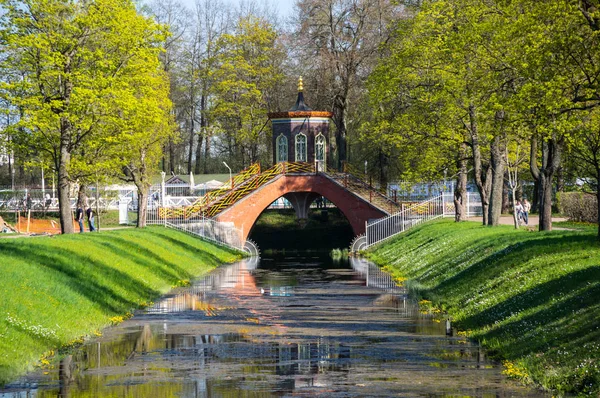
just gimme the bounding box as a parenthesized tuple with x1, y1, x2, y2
(556, 192, 597, 223)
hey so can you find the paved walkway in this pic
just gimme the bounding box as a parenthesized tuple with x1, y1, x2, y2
(466, 215, 568, 227)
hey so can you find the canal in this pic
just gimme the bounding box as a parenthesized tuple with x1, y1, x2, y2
(2, 254, 544, 397)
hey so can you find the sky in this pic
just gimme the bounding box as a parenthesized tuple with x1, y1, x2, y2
(180, 0, 296, 20)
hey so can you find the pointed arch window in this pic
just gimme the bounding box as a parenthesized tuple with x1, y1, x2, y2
(295, 133, 307, 162)
(315, 133, 326, 171)
(315, 134, 325, 162)
(276, 134, 288, 163)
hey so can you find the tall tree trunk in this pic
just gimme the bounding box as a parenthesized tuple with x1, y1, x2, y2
(333, 95, 347, 171)
(530, 134, 563, 231)
(531, 179, 540, 213)
(488, 135, 505, 226)
(169, 139, 175, 174)
(597, 182, 600, 242)
(454, 142, 468, 222)
(539, 172, 554, 231)
(137, 187, 148, 228)
(378, 148, 389, 190)
(187, 110, 195, 175)
(58, 118, 74, 234)
(468, 103, 490, 225)
(203, 133, 211, 174)
(556, 165, 565, 194)
(77, 184, 87, 207)
(502, 177, 510, 214)
(194, 93, 207, 174)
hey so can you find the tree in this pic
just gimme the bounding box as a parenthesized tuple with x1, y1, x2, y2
(570, 109, 600, 240)
(146, 0, 190, 175)
(0, 0, 169, 233)
(116, 66, 175, 228)
(294, 0, 399, 171)
(210, 15, 283, 168)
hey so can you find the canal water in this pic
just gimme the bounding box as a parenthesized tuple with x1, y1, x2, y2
(2, 254, 545, 397)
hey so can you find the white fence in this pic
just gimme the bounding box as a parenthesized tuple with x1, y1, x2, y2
(441, 192, 483, 218)
(366, 195, 444, 248)
(365, 192, 482, 249)
(0, 188, 135, 212)
(146, 199, 244, 252)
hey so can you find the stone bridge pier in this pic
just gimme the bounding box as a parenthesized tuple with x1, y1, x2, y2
(283, 192, 321, 221)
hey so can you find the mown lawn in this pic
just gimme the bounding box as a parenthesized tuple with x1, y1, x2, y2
(367, 219, 599, 395)
(0, 227, 243, 385)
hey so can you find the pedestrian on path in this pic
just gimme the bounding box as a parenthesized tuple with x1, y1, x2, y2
(86, 206, 96, 232)
(522, 199, 531, 225)
(76, 205, 84, 233)
(514, 200, 524, 226)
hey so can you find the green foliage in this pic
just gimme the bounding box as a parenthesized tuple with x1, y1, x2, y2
(0, 227, 242, 385)
(368, 219, 600, 394)
(556, 191, 598, 223)
(209, 15, 283, 167)
(0, 0, 173, 231)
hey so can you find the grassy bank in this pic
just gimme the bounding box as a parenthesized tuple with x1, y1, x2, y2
(367, 219, 599, 395)
(0, 227, 243, 385)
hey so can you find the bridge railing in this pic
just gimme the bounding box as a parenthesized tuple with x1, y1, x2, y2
(147, 206, 244, 251)
(364, 192, 483, 249)
(365, 195, 444, 248)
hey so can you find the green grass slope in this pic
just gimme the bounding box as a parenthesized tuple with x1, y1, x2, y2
(0, 227, 242, 385)
(367, 219, 599, 395)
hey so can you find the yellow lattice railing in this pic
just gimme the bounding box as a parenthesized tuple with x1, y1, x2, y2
(203, 162, 314, 217)
(159, 162, 314, 219)
(159, 163, 261, 219)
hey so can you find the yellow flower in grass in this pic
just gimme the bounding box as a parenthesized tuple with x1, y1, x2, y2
(502, 360, 529, 379)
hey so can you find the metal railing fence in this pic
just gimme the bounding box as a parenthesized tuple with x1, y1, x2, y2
(146, 200, 243, 251)
(364, 192, 482, 249)
(366, 195, 444, 248)
(441, 192, 482, 218)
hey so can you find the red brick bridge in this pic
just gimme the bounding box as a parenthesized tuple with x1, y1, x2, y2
(160, 162, 400, 246)
(217, 173, 390, 242)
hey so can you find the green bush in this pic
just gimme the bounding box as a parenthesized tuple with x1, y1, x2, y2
(556, 191, 597, 223)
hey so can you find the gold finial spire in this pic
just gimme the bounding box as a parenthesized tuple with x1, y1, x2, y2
(298, 76, 304, 92)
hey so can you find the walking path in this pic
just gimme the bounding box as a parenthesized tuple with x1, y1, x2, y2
(466, 215, 568, 227)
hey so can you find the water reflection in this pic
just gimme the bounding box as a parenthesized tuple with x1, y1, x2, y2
(1, 255, 546, 397)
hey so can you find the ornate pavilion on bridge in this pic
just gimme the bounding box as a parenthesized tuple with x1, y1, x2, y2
(268, 77, 333, 171)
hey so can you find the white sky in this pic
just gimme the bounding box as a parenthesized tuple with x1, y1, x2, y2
(179, 0, 296, 20)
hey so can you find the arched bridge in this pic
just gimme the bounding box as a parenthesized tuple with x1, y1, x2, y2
(158, 162, 401, 244)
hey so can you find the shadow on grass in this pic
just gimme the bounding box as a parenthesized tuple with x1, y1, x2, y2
(0, 245, 154, 314)
(460, 266, 600, 331)
(433, 234, 594, 297)
(93, 234, 192, 282)
(144, 228, 238, 265)
(472, 277, 600, 357)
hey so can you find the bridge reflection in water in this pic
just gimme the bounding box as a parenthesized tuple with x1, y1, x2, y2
(1, 255, 544, 397)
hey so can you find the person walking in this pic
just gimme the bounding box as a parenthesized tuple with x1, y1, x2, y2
(522, 199, 531, 225)
(76, 205, 84, 233)
(86, 206, 96, 232)
(26, 193, 32, 211)
(514, 200, 524, 226)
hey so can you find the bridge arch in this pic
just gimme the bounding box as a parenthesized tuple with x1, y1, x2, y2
(215, 174, 387, 243)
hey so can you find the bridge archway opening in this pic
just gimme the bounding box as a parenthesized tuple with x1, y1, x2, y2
(248, 193, 354, 251)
